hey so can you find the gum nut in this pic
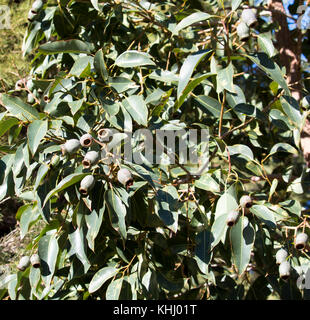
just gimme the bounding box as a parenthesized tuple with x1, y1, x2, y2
(15, 79, 23, 91)
(117, 168, 133, 187)
(82, 151, 100, 168)
(50, 154, 60, 167)
(28, 10, 37, 21)
(27, 93, 35, 104)
(61, 139, 80, 155)
(17, 256, 30, 271)
(237, 22, 250, 41)
(279, 261, 291, 280)
(241, 8, 257, 28)
(240, 195, 253, 209)
(80, 133, 93, 147)
(98, 128, 112, 142)
(226, 211, 239, 227)
(26, 79, 34, 91)
(32, 0, 44, 12)
(30, 254, 41, 268)
(79, 175, 95, 195)
(276, 248, 288, 264)
(295, 232, 308, 250)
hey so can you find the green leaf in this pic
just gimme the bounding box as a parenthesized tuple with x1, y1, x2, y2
(1, 94, 39, 121)
(280, 95, 302, 129)
(106, 278, 123, 300)
(18, 204, 40, 240)
(257, 33, 276, 57)
(34, 163, 49, 191)
(0, 117, 19, 137)
(108, 76, 138, 93)
(172, 12, 211, 35)
(68, 99, 84, 115)
(194, 95, 232, 119)
(215, 187, 238, 219)
(194, 230, 213, 274)
(211, 213, 229, 249)
(270, 143, 298, 155)
(230, 216, 255, 275)
(70, 56, 93, 78)
(89, 266, 119, 293)
(233, 103, 267, 121)
(27, 120, 48, 155)
(122, 95, 148, 126)
(194, 174, 220, 193)
(232, 0, 242, 10)
(177, 50, 211, 99)
(227, 144, 254, 160)
(250, 205, 277, 228)
(115, 50, 155, 68)
(39, 40, 94, 54)
(279, 200, 301, 217)
(38, 233, 59, 286)
(245, 53, 290, 95)
(105, 189, 127, 240)
(94, 49, 108, 81)
(43, 173, 89, 207)
(216, 63, 234, 94)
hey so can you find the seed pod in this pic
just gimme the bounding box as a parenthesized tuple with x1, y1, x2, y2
(279, 261, 291, 280)
(295, 232, 308, 250)
(27, 93, 35, 104)
(79, 175, 95, 196)
(226, 211, 239, 227)
(26, 79, 34, 91)
(98, 128, 112, 142)
(276, 248, 288, 265)
(50, 154, 60, 167)
(30, 254, 41, 268)
(17, 256, 30, 271)
(117, 168, 133, 188)
(237, 21, 250, 42)
(241, 8, 257, 28)
(239, 195, 253, 209)
(82, 151, 100, 168)
(27, 10, 37, 22)
(31, 0, 44, 13)
(80, 133, 93, 148)
(15, 79, 23, 91)
(61, 139, 80, 155)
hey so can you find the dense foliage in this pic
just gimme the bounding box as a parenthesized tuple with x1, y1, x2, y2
(1, 0, 310, 300)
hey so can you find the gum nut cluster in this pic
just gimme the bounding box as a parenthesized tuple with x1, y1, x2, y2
(226, 210, 239, 227)
(295, 232, 308, 250)
(30, 253, 41, 268)
(279, 261, 291, 280)
(276, 248, 288, 265)
(117, 168, 133, 188)
(237, 8, 257, 41)
(17, 256, 30, 271)
(79, 175, 95, 196)
(239, 195, 253, 209)
(82, 151, 100, 169)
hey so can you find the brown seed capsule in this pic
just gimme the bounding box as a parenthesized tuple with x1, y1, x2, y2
(279, 261, 291, 280)
(295, 232, 308, 250)
(226, 211, 240, 227)
(117, 168, 133, 188)
(79, 175, 95, 196)
(30, 254, 41, 268)
(82, 151, 100, 168)
(80, 134, 93, 148)
(17, 256, 30, 271)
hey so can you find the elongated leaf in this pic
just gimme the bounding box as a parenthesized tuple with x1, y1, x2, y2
(19, 204, 40, 240)
(39, 40, 94, 54)
(280, 95, 302, 129)
(1, 94, 39, 121)
(227, 144, 254, 160)
(0, 117, 19, 137)
(108, 76, 138, 93)
(89, 266, 119, 293)
(270, 143, 298, 155)
(211, 213, 229, 249)
(250, 205, 276, 228)
(115, 50, 155, 68)
(172, 12, 211, 35)
(106, 277, 123, 300)
(230, 216, 255, 275)
(216, 63, 234, 93)
(94, 49, 108, 81)
(122, 95, 148, 126)
(194, 95, 232, 119)
(215, 188, 238, 219)
(38, 233, 59, 286)
(43, 173, 88, 207)
(27, 120, 48, 155)
(70, 56, 93, 77)
(194, 230, 213, 274)
(257, 33, 276, 57)
(177, 50, 211, 99)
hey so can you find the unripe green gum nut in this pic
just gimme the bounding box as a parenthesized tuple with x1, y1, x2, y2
(279, 261, 291, 280)
(17, 256, 30, 271)
(295, 232, 308, 250)
(241, 8, 257, 28)
(61, 139, 80, 155)
(276, 248, 288, 264)
(226, 210, 239, 227)
(117, 168, 133, 187)
(82, 151, 100, 168)
(237, 22, 250, 41)
(79, 175, 95, 195)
